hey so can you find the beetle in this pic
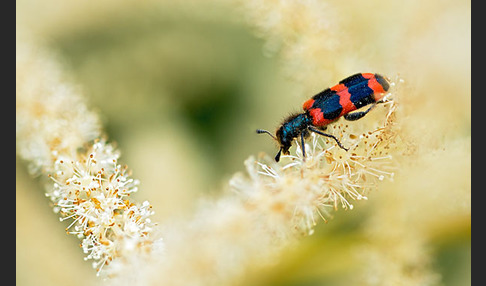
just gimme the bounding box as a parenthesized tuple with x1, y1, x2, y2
(257, 72, 390, 162)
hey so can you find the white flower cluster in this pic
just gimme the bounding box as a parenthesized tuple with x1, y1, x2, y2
(48, 139, 156, 274)
(16, 42, 100, 176)
(17, 40, 158, 276)
(231, 101, 397, 236)
(121, 101, 399, 286)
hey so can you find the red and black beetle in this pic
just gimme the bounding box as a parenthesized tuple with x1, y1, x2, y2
(257, 73, 390, 162)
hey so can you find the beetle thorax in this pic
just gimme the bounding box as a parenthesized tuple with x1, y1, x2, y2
(276, 113, 311, 154)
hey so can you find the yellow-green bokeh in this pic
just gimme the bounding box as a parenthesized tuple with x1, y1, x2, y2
(17, 0, 470, 285)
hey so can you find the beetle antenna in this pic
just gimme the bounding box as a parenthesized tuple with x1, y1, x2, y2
(256, 129, 277, 141)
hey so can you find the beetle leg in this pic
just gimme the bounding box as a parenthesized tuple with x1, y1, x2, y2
(275, 148, 282, 162)
(308, 126, 349, 151)
(301, 131, 306, 161)
(343, 103, 377, 121)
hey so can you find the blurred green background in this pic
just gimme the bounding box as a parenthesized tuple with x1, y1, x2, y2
(45, 5, 298, 192)
(17, 0, 470, 285)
